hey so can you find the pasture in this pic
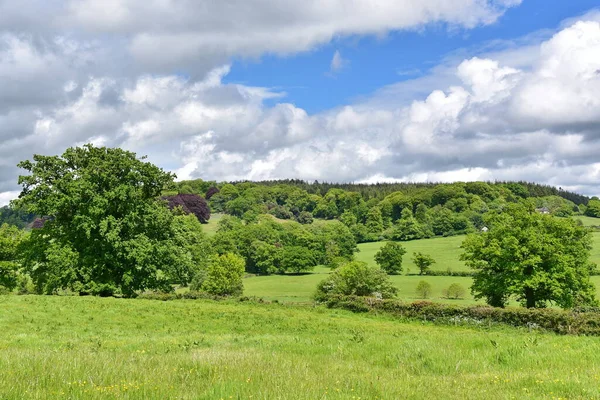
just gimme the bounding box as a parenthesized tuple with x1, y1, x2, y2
(2, 296, 600, 399)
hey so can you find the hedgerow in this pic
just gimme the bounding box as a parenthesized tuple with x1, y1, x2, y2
(322, 295, 600, 335)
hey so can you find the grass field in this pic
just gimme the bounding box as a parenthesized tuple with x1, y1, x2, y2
(2, 295, 600, 399)
(244, 267, 478, 304)
(356, 236, 468, 272)
(574, 215, 600, 227)
(202, 213, 224, 236)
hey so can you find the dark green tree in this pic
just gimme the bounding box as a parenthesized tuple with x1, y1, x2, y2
(281, 246, 317, 274)
(374, 242, 406, 275)
(585, 199, 600, 218)
(461, 203, 597, 308)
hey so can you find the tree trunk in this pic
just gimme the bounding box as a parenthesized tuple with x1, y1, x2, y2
(524, 287, 535, 308)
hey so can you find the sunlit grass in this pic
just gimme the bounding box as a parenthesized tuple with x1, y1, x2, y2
(1, 296, 600, 399)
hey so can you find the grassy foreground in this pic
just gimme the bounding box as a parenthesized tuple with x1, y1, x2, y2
(2, 296, 600, 399)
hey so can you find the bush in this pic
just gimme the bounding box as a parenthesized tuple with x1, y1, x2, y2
(189, 269, 207, 292)
(296, 211, 314, 224)
(444, 283, 466, 299)
(415, 281, 432, 299)
(314, 261, 397, 301)
(201, 253, 245, 296)
(16, 274, 35, 295)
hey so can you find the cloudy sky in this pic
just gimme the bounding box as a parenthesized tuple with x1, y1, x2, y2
(2, 0, 600, 204)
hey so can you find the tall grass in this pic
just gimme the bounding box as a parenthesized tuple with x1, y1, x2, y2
(1, 296, 600, 399)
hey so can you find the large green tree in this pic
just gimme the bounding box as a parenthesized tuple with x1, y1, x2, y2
(14, 145, 192, 297)
(461, 203, 597, 308)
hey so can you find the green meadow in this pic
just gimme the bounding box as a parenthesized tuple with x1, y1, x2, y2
(243, 229, 600, 304)
(2, 295, 600, 400)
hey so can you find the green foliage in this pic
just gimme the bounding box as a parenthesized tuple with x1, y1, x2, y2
(13, 145, 196, 297)
(444, 283, 467, 299)
(168, 214, 212, 286)
(585, 199, 600, 218)
(412, 252, 436, 275)
(0, 206, 35, 229)
(461, 202, 598, 309)
(391, 208, 426, 241)
(281, 246, 317, 274)
(365, 207, 383, 234)
(201, 253, 245, 296)
(0, 223, 26, 291)
(295, 211, 313, 224)
(374, 242, 406, 275)
(314, 261, 397, 301)
(415, 280, 432, 299)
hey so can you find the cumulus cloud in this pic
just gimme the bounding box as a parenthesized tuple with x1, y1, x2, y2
(5, 1, 600, 204)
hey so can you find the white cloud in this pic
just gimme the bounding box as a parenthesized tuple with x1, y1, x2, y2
(329, 50, 348, 74)
(7, 2, 600, 204)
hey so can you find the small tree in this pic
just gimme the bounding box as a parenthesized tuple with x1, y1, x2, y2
(374, 242, 406, 275)
(444, 283, 466, 299)
(201, 253, 245, 296)
(415, 281, 432, 299)
(314, 261, 397, 301)
(412, 252, 436, 275)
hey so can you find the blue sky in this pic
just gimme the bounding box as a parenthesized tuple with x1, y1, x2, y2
(227, 0, 600, 113)
(2, 0, 600, 203)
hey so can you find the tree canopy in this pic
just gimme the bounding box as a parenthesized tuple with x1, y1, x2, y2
(13, 145, 200, 297)
(461, 202, 597, 308)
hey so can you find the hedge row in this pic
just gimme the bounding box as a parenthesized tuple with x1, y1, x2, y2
(422, 270, 476, 277)
(323, 295, 600, 335)
(137, 291, 270, 303)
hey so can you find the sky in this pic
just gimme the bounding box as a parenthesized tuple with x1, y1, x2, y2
(1, 0, 600, 205)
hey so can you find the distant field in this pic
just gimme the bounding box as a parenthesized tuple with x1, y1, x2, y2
(356, 236, 468, 273)
(244, 272, 478, 304)
(574, 215, 600, 227)
(2, 296, 600, 399)
(202, 213, 223, 236)
(211, 213, 600, 304)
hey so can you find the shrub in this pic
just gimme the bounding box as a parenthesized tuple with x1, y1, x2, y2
(374, 242, 406, 275)
(16, 274, 35, 295)
(314, 261, 397, 301)
(189, 269, 208, 292)
(201, 253, 245, 296)
(269, 205, 293, 220)
(415, 281, 432, 299)
(295, 211, 314, 224)
(444, 283, 466, 299)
